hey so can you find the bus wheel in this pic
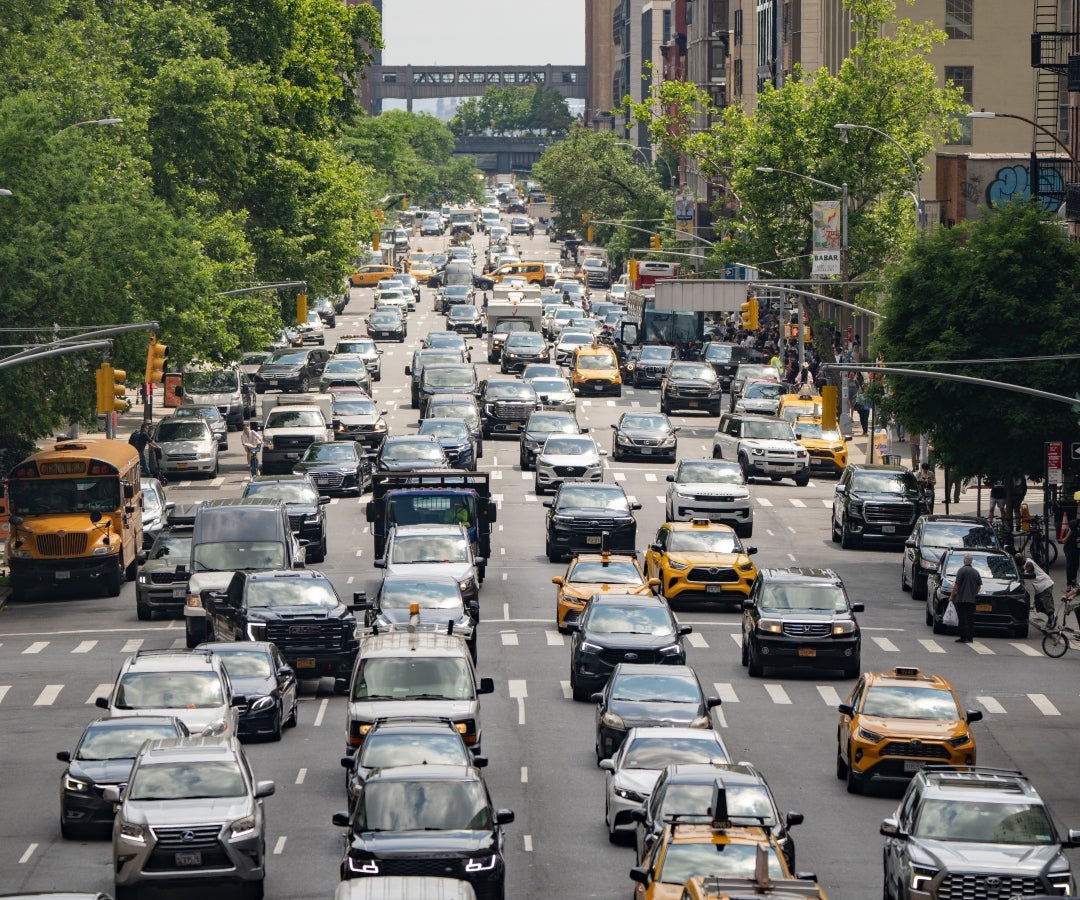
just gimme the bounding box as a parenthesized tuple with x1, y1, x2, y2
(104, 560, 122, 597)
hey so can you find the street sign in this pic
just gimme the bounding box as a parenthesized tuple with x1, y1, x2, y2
(1048, 441, 1063, 485)
(1072, 442, 1080, 460)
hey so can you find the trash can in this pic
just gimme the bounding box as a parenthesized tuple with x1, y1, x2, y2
(884, 454, 902, 466)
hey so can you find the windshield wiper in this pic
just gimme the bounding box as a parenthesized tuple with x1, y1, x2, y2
(354, 693, 397, 700)
(406, 693, 460, 701)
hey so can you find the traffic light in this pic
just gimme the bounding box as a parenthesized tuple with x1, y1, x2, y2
(628, 258, 638, 285)
(144, 335, 167, 385)
(372, 231, 380, 251)
(587, 226, 594, 242)
(740, 297, 759, 331)
(296, 293, 308, 325)
(649, 234, 661, 250)
(95, 363, 127, 415)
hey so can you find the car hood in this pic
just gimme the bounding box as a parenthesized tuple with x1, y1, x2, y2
(738, 399, 780, 411)
(612, 767, 663, 797)
(334, 414, 381, 427)
(581, 632, 680, 651)
(184, 391, 238, 406)
(226, 673, 278, 697)
(620, 429, 674, 440)
(909, 837, 1064, 874)
(125, 796, 252, 825)
(294, 461, 359, 475)
(68, 757, 136, 786)
(937, 576, 1023, 595)
(608, 698, 702, 725)
(352, 829, 495, 856)
(539, 453, 601, 467)
(159, 440, 212, 453)
(673, 481, 749, 497)
(858, 715, 966, 742)
(348, 699, 476, 720)
(738, 438, 798, 451)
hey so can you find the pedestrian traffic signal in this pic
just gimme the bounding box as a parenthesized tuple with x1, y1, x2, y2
(740, 297, 759, 331)
(95, 363, 127, 415)
(296, 293, 308, 326)
(649, 234, 661, 250)
(144, 335, 167, 385)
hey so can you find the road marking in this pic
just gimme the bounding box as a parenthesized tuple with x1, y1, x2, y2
(713, 682, 739, 703)
(685, 632, 709, 648)
(918, 639, 946, 653)
(521, 767, 528, 783)
(560, 680, 572, 700)
(1010, 642, 1042, 657)
(757, 498, 773, 507)
(729, 633, 742, 648)
(977, 696, 1006, 713)
(328, 498, 339, 506)
(821, 499, 832, 507)
(34, 684, 63, 706)
(0, 686, 9, 705)
(313, 698, 328, 728)
(546, 631, 564, 646)
(501, 632, 519, 646)
(787, 526, 797, 534)
(122, 638, 143, 653)
(763, 684, 791, 705)
(521, 471, 531, 480)
(296, 768, 307, 785)
(346, 576, 354, 584)
(209, 476, 225, 487)
(969, 641, 994, 655)
(503, 603, 510, 621)
(499, 547, 506, 555)
(789, 498, 806, 508)
(817, 686, 842, 706)
(606, 400, 615, 407)
(355, 549, 364, 557)
(655, 496, 665, 504)
(87, 684, 111, 704)
(871, 637, 899, 652)
(613, 471, 626, 481)
(509, 679, 527, 725)
(18, 844, 37, 864)
(23, 641, 48, 654)
(72, 640, 97, 654)
(273, 836, 287, 855)
(786, 553, 796, 562)
(765, 529, 775, 537)
(644, 473, 657, 482)
(1029, 693, 1060, 716)
(523, 834, 534, 852)
(525, 494, 537, 502)
(490, 470, 502, 480)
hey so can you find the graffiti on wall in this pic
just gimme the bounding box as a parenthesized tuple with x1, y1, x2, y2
(985, 163, 1063, 213)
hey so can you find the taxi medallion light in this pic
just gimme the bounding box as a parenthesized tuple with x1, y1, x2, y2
(892, 666, 922, 678)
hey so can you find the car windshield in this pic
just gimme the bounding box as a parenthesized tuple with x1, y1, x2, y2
(445, 287, 471, 298)
(336, 340, 376, 355)
(737, 365, 777, 380)
(184, 371, 237, 392)
(325, 360, 366, 375)
(531, 379, 570, 394)
(115, 672, 224, 710)
(148, 534, 192, 561)
(245, 481, 319, 504)
(242, 353, 269, 366)
(851, 471, 920, 494)
(425, 368, 474, 388)
(759, 583, 847, 611)
(668, 531, 742, 554)
(358, 733, 468, 770)
(192, 542, 285, 571)
(212, 649, 274, 678)
(302, 443, 358, 464)
(623, 735, 728, 769)
(382, 441, 445, 462)
(660, 783, 775, 825)
(577, 352, 617, 369)
(264, 410, 325, 429)
(677, 462, 743, 485)
(568, 560, 643, 585)
(704, 344, 735, 362)
(640, 347, 676, 362)
(427, 334, 468, 348)
(943, 553, 1018, 580)
(557, 485, 629, 511)
(380, 577, 463, 608)
(861, 685, 961, 720)
(560, 334, 593, 347)
(610, 672, 700, 703)
(585, 605, 674, 635)
(486, 382, 535, 401)
(794, 422, 841, 440)
(922, 522, 998, 548)
(429, 402, 478, 423)
(391, 534, 469, 564)
(128, 761, 246, 801)
(670, 365, 715, 381)
(76, 722, 183, 761)
(12, 475, 119, 516)
(370, 311, 401, 324)
(156, 421, 210, 442)
(355, 779, 491, 832)
(742, 421, 796, 441)
(448, 307, 478, 319)
(911, 799, 1056, 844)
(247, 579, 339, 609)
(173, 407, 222, 423)
(351, 657, 474, 701)
(267, 350, 308, 365)
(419, 421, 469, 440)
(543, 437, 594, 456)
(620, 414, 670, 431)
(507, 335, 545, 349)
(745, 382, 784, 399)
(657, 843, 785, 884)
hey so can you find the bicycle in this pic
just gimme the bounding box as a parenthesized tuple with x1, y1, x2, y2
(1039, 588, 1080, 657)
(245, 446, 261, 478)
(1014, 515, 1058, 569)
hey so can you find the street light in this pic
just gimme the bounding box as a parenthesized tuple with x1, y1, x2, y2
(965, 110, 1079, 179)
(833, 123, 922, 224)
(71, 118, 123, 128)
(0, 189, 11, 197)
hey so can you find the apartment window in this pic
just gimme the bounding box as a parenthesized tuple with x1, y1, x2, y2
(734, 10, 743, 47)
(945, 0, 973, 40)
(663, 9, 672, 42)
(945, 66, 973, 144)
(734, 58, 743, 97)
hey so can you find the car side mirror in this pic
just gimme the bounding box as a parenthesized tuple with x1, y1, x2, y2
(880, 817, 903, 838)
(786, 811, 804, 827)
(231, 695, 248, 708)
(589, 692, 604, 704)
(495, 809, 515, 825)
(319, 496, 331, 505)
(255, 780, 276, 799)
(102, 785, 123, 803)
(542, 500, 553, 508)
(405, 365, 412, 375)
(95, 696, 109, 709)
(472, 755, 488, 768)
(565, 623, 580, 634)
(666, 474, 675, 482)
(353, 591, 367, 604)
(631, 502, 642, 511)
(629, 866, 651, 886)
(137, 550, 148, 565)
(551, 577, 564, 586)
(277, 665, 293, 679)
(746, 546, 758, 555)
(478, 677, 495, 695)
(706, 696, 722, 709)
(332, 811, 350, 828)
(966, 709, 984, 724)
(741, 599, 754, 612)
(373, 559, 386, 568)
(599, 758, 615, 771)
(678, 625, 693, 636)
(838, 702, 855, 717)
(610, 423, 617, 429)
(851, 602, 865, 613)
(835, 484, 846, 494)
(904, 539, 916, 548)
(56, 750, 71, 763)
(1064, 828, 1080, 848)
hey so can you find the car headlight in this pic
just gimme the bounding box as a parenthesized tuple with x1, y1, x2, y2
(230, 815, 256, 838)
(119, 822, 147, 843)
(848, 500, 863, 514)
(248, 695, 275, 712)
(8, 546, 31, 558)
(857, 726, 884, 743)
(919, 559, 938, 572)
(832, 444, 845, 452)
(1047, 872, 1073, 892)
(373, 421, 387, 431)
(946, 731, 973, 747)
(667, 559, 689, 571)
(757, 618, 782, 634)
(581, 640, 604, 652)
(657, 642, 683, 656)
(92, 545, 116, 556)
(137, 574, 148, 584)
(613, 786, 646, 803)
(465, 854, 499, 872)
(64, 774, 91, 792)
(832, 620, 857, 635)
(303, 515, 320, 525)
(738, 561, 755, 573)
(751, 447, 765, 456)
(796, 448, 808, 459)
(601, 711, 625, 730)
(246, 621, 268, 640)
(660, 436, 676, 446)
(264, 438, 275, 450)
(909, 865, 937, 891)
(347, 856, 381, 875)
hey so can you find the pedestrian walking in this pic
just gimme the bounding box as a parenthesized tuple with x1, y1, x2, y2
(987, 479, 1006, 523)
(1061, 507, 1079, 588)
(948, 553, 982, 643)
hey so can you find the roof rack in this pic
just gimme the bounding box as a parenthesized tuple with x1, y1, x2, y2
(134, 648, 214, 661)
(921, 765, 1028, 789)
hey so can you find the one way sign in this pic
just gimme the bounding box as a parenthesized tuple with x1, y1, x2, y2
(1072, 442, 1080, 460)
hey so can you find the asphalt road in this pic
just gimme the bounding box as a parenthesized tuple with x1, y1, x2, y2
(2, 228, 1079, 900)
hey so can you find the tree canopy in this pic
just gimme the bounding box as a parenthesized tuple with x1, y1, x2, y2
(451, 85, 573, 137)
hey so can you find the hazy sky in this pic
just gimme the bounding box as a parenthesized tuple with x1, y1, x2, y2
(381, 0, 585, 66)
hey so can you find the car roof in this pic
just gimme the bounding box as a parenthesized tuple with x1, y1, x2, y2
(916, 767, 1040, 799)
(390, 523, 469, 536)
(921, 514, 993, 526)
(136, 735, 243, 763)
(83, 714, 187, 730)
(122, 649, 222, 674)
(848, 463, 908, 473)
(360, 632, 472, 657)
(664, 520, 738, 534)
(362, 764, 484, 784)
(860, 666, 954, 690)
(757, 566, 842, 584)
(242, 569, 332, 584)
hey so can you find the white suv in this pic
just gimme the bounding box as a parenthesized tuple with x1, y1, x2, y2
(665, 458, 754, 537)
(712, 412, 810, 487)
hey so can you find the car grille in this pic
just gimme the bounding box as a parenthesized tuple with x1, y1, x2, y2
(369, 857, 464, 878)
(274, 435, 316, 452)
(265, 619, 345, 652)
(687, 567, 739, 583)
(149, 572, 182, 585)
(937, 874, 1043, 899)
(36, 534, 88, 556)
(311, 472, 346, 490)
(627, 437, 661, 446)
(880, 741, 951, 760)
(672, 385, 713, 397)
(690, 493, 737, 502)
(553, 465, 589, 477)
(260, 366, 300, 376)
(492, 402, 530, 421)
(598, 648, 663, 665)
(642, 365, 666, 378)
(167, 452, 198, 461)
(780, 622, 832, 638)
(146, 824, 229, 871)
(808, 449, 836, 460)
(864, 502, 917, 523)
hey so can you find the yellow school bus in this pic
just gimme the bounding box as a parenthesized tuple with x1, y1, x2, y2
(6, 439, 143, 599)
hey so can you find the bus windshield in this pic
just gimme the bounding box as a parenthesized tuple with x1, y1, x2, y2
(10, 478, 120, 516)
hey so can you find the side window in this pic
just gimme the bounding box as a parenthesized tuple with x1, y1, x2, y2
(898, 779, 922, 829)
(728, 419, 741, 437)
(849, 677, 866, 712)
(654, 527, 668, 551)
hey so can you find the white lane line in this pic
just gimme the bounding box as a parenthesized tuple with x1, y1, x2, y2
(546, 631, 564, 646)
(970, 641, 994, 655)
(644, 473, 657, 482)
(817, 686, 842, 706)
(919, 639, 946, 654)
(296, 768, 307, 785)
(18, 844, 37, 864)
(313, 698, 329, 728)
(23, 641, 48, 654)
(613, 471, 626, 482)
(273, 836, 287, 855)
(490, 470, 502, 480)
(347, 576, 355, 585)
(787, 526, 797, 534)
(355, 549, 364, 557)
(72, 640, 98, 654)
(0, 686, 9, 705)
(1029, 693, 1060, 716)
(786, 553, 796, 562)
(501, 573, 508, 583)
(766, 529, 775, 537)
(821, 499, 832, 507)
(977, 696, 1007, 714)
(521, 767, 528, 783)
(525, 495, 537, 502)
(757, 497, 773, 507)
(329, 498, 339, 506)
(560, 680, 572, 700)
(521, 471, 531, 480)
(501, 632, 519, 646)
(729, 633, 742, 647)
(500, 547, 506, 555)
(121, 638, 143, 653)
(523, 834, 534, 852)
(871, 637, 899, 652)
(655, 495, 665, 504)
(87, 684, 111, 704)
(170, 638, 186, 650)
(503, 603, 510, 621)
(685, 632, 709, 649)
(1010, 642, 1042, 657)
(713, 683, 739, 703)
(209, 476, 225, 487)
(34, 684, 63, 706)
(492, 493, 504, 502)
(789, 498, 806, 508)
(763, 684, 791, 705)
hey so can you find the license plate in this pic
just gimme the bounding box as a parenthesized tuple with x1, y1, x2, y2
(176, 462, 188, 469)
(172, 587, 186, 598)
(706, 584, 724, 593)
(268, 380, 278, 386)
(903, 760, 925, 774)
(640, 447, 652, 454)
(586, 535, 602, 545)
(689, 400, 699, 407)
(296, 658, 316, 668)
(593, 384, 604, 391)
(976, 603, 992, 612)
(55, 571, 70, 580)
(175, 851, 202, 867)
(798, 647, 817, 657)
(882, 525, 896, 534)
(285, 453, 299, 460)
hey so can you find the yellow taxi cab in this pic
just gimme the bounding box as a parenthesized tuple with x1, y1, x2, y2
(631, 791, 794, 900)
(680, 873, 827, 900)
(490, 261, 546, 284)
(644, 519, 758, 605)
(836, 666, 983, 795)
(349, 263, 397, 287)
(778, 394, 823, 426)
(571, 343, 622, 397)
(408, 257, 435, 283)
(552, 551, 658, 632)
(792, 417, 847, 476)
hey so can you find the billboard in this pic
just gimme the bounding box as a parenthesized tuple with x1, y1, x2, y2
(811, 199, 841, 276)
(674, 189, 695, 242)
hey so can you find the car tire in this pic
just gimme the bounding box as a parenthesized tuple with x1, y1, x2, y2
(846, 760, 865, 794)
(931, 607, 944, 634)
(737, 524, 753, 539)
(835, 743, 848, 778)
(612, 444, 621, 461)
(738, 454, 751, 481)
(105, 559, 123, 598)
(269, 703, 283, 742)
(740, 638, 749, 667)
(136, 602, 152, 622)
(901, 564, 911, 592)
(840, 517, 857, 549)
(519, 452, 529, 471)
(747, 642, 764, 677)
(243, 882, 265, 900)
(114, 886, 140, 900)
(843, 658, 861, 679)
(285, 698, 298, 728)
(571, 675, 590, 702)
(794, 471, 810, 487)
(299, 376, 310, 393)
(534, 477, 544, 495)
(125, 554, 138, 582)
(546, 540, 559, 564)
(831, 515, 841, 543)
(185, 617, 206, 649)
(911, 573, 928, 601)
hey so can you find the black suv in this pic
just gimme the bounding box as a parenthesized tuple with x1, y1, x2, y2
(135, 503, 200, 621)
(741, 567, 863, 678)
(702, 342, 761, 390)
(543, 482, 641, 562)
(242, 474, 330, 564)
(203, 569, 362, 683)
(333, 765, 513, 899)
(252, 347, 330, 394)
(832, 463, 926, 549)
(660, 361, 723, 416)
(418, 363, 480, 418)
(407, 348, 466, 409)
(627, 344, 677, 388)
(500, 331, 550, 374)
(480, 378, 540, 438)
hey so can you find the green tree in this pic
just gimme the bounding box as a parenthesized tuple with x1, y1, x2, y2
(875, 202, 1080, 484)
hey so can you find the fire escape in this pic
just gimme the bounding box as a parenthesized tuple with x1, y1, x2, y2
(1032, 0, 1078, 217)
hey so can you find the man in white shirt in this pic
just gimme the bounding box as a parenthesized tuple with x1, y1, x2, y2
(1015, 553, 1055, 623)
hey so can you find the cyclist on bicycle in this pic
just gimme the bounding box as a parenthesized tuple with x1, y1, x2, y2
(1014, 552, 1056, 625)
(240, 421, 263, 477)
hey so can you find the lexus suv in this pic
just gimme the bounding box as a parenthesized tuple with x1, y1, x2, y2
(832, 463, 926, 549)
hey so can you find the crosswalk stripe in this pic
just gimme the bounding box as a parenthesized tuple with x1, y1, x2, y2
(969, 641, 994, 655)
(789, 498, 806, 508)
(521, 472, 531, 480)
(816, 686, 842, 706)
(729, 633, 742, 648)
(525, 495, 537, 502)
(757, 497, 773, 507)
(87, 684, 111, 704)
(1010, 642, 1043, 657)
(918, 639, 946, 654)
(169, 638, 187, 650)
(685, 633, 709, 648)
(560, 680, 572, 700)
(545, 631, 564, 647)
(490, 470, 502, 479)
(122, 639, 143, 653)
(34, 684, 63, 706)
(713, 683, 739, 703)
(644, 473, 657, 482)
(977, 696, 1006, 714)
(821, 499, 832, 508)
(72, 641, 97, 654)
(23, 642, 48, 655)
(492, 493, 504, 503)
(501, 632, 519, 646)
(0, 686, 9, 705)
(871, 637, 899, 652)
(1029, 693, 1060, 716)
(655, 495, 665, 504)
(613, 472, 626, 481)
(763, 684, 791, 705)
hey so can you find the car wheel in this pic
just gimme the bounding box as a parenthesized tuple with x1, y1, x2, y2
(930, 602, 944, 633)
(185, 617, 206, 649)
(546, 540, 559, 563)
(840, 517, 857, 549)
(136, 602, 152, 622)
(738, 454, 751, 481)
(534, 477, 544, 495)
(104, 559, 123, 598)
(612, 444, 621, 461)
(269, 702, 283, 742)
(831, 514, 841, 543)
(901, 563, 911, 592)
(835, 742, 848, 778)
(299, 376, 310, 393)
(125, 554, 138, 582)
(571, 675, 590, 702)
(740, 638, 749, 667)
(285, 698, 298, 728)
(843, 658, 861, 679)
(737, 523, 753, 539)
(747, 642, 764, 677)
(114, 887, 140, 900)
(794, 471, 810, 487)
(911, 572, 928, 601)
(519, 452, 529, 471)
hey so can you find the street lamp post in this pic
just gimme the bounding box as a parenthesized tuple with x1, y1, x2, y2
(833, 123, 922, 226)
(965, 110, 1079, 189)
(0, 189, 11, 197)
